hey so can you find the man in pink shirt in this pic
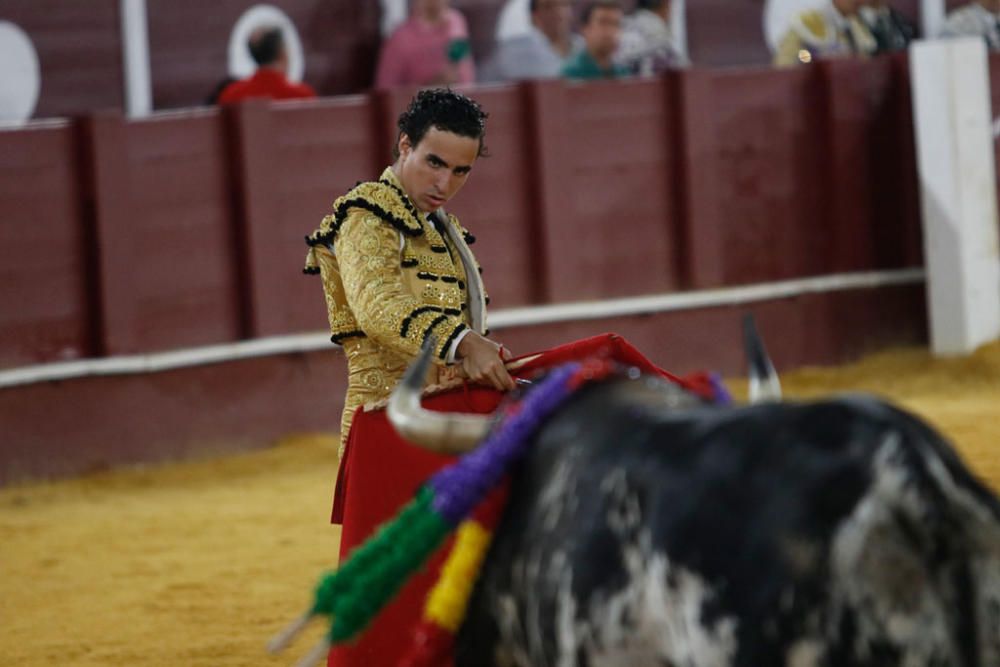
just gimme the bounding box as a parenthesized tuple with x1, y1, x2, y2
(375, 0, 476, 89)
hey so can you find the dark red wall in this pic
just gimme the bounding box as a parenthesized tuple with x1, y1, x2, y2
(1, 0, 124, 118)
(0, 121, 95, 367)
(0, 57, 926, 370)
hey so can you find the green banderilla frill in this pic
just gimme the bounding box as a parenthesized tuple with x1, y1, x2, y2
(310, 485, 450, 642)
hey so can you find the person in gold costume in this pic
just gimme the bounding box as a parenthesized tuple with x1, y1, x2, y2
(304, 89, 515, 454)
(773, 0, 877, 67)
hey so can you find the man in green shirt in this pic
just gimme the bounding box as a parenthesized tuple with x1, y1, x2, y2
(562, 1, 628, 80)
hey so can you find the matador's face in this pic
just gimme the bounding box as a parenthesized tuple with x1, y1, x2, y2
(396, 127, 480, 213)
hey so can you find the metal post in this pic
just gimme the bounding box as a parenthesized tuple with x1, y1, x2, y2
(919, 0, 946, 38)
(120, 0, 152, 117)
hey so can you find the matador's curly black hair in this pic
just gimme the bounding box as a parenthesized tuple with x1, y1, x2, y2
(395, 88, 489, 158)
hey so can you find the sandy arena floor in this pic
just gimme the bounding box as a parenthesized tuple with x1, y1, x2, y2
(2, 342, 1000, 666)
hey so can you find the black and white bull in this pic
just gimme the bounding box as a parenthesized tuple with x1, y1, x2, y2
(388, 328, 1000, 667)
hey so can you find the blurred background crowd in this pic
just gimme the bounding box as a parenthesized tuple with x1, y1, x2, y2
(2, 0, 1000, 122)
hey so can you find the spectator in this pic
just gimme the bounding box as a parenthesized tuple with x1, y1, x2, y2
(562, 1, 628, 80)
(375, 0, 476, 89)
(773, 0, 877, 66)
(217, 27, 316, 104)
(942, 0, 1000, 50)
(861, 0, 917, 53)
(617, 0, 688, 75)
(483, 0, 580, 82)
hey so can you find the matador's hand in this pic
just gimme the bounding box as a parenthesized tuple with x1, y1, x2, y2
(456, 332, 516, 392)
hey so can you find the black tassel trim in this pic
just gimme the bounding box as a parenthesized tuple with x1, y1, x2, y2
(303, 267, 321, 275)
(305, 183, 425, 248)
(478, 266, 484, 274)
(463, 232, 476, 245)
(485, 328, 491, 336)
(461, 303, 468, 311)
(430, 245, 448, 253)
(440, 276, 458, 284)
(484, 295, 491, 305)
(440, 323, 468, 360)
(422, 315, 449, 346)
(401, 258, 419, 268)
(458, 281, 466, 290)
(331, 330, 366, 345)
(417, 271, 439, 282)
(400, 305, 441, 338)
(379, 179, 423, 222)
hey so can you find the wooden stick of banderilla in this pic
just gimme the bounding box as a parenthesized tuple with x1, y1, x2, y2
(294, 639, 333, 667)
(267, 609, 333, 667)
(267, 609, 315, 654)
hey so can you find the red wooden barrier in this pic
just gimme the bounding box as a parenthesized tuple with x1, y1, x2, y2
(0, 59, 934, 370)
(712, 66, 830, 283)
(83, 110, 244, 355)
(0, 121, 95, 367)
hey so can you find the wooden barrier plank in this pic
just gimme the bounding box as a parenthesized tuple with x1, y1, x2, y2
(226, 100, 273, 338)
(83, 110, 244, 355)
(0, 122, 95, 367)
(524, 79, 572, 302)
(561, 77, 680, 299)
(676, 68, 725, 289)
(819, 57, 891, 273)
(124, 111, 244, 351)
(708, 66, 828, 284)
(83, 111, 140, 355)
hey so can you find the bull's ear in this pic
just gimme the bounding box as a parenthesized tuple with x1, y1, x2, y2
(744, 314, 781, 403)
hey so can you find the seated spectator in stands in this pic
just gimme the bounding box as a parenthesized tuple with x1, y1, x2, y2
(942, 0, 1000, 50)
(483, 0, 579, 82)
(860, 0, 917, 53)
(617, 0, 688, 75)
(218, 27, 316, 103)
(562, 1, 628, 80)
(375, 0, 476, 89)
(773, 0, 877, 66)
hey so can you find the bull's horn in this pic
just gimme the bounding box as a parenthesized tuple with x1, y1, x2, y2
(387, 338, 492, 454)
(744, 314, 782, 403)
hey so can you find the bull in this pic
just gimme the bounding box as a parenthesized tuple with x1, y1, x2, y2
(387, 324, 1000, 666)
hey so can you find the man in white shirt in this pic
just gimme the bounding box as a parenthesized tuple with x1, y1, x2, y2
(617, 0, 688, 75)
(942, 0, 1000, 50)
(484, 0, 581, 81)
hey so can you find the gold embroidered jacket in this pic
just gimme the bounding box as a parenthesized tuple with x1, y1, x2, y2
(773, 6, 877, 66)
(304, 167, 488, 451)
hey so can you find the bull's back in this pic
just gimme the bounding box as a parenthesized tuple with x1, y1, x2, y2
(456, 381, 1000, 666)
